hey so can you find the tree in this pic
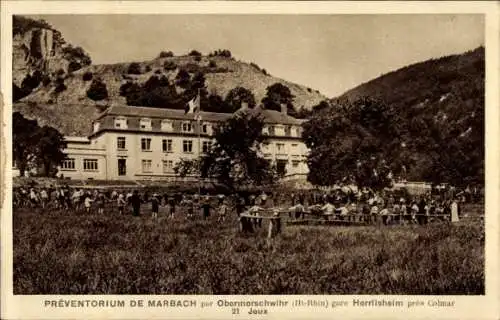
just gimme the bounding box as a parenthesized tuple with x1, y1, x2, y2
(86, 78, 108, 101)
(173, 158, 200, 177)
(13, 112, 40, 177)
(34, 126, 67, 177)
(158, 51, 174, 58)
(200, 111, 277, 189)
(175, 69, 191, 89)
(225, 86, 256, 112)
(189, 50, 202, 57)
(127, 62, 142, 75)
(261, 83, 295, 113)
(302, 97, 402, 189)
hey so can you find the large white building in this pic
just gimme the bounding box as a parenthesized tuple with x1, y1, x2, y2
(56, 103, 310, 182)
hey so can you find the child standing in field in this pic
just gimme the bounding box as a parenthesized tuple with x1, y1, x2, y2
(168, 194, 176, 219)
(84, 194, 93, 214)
(96, 192, 105, 215)
(218, 199, 228, 223)
(151, 194, 159, 220)
(40, 188, 48, 209)
(117, 193, 126, 215)
(201, 196, 212, 220)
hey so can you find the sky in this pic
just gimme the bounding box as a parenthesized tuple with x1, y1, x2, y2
(31, 14, 484, 97)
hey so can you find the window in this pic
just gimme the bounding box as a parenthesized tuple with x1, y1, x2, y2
(275, 125, 285, 136)
(83, 159, 98, 171)
(118, 159, 126, 176)
(277, 159, 287, 175)
(182, 122, 193, 133)
(262, 126, 269, 135)
(202, 141, 212, 153)
(162, 139, 173, 153)
(61, 158, 75, 170)
(276, 143, 285, 153)
(117, 137, 126, 150)
(114, 117, 127, 129)
(162, 160, 174, 173)
(141, 160, 152, 173)
(291, 143, 298, 152)
(202, 123, 212, 134)
(183, 140, 193, 153)
(292, 160, 300, 168)
(140, 118, 152, 130)
(291, 126, 300, 137)
(141, 138, 152, 151)
(161, 120, 173, 132)
(93, 122, 100, 133)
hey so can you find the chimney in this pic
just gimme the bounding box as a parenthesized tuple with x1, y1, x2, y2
(280, 103, 287, 115)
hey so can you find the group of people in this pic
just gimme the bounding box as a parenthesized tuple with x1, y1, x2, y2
(13, 186, 233, 222)
(292, 192, 462, 224)
(14, 185, 468, 225)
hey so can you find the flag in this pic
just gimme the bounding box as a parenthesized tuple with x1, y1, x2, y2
(185, 92, 201, 121)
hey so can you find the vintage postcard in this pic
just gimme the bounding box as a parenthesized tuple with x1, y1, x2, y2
(1, 1, 499, 319)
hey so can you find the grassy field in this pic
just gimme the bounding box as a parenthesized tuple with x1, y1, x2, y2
(13, 204, 484, 295)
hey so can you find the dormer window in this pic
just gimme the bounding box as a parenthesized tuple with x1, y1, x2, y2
(275, 125, 285, 136)
(93, 122, 100, 133)
(202, 122, 212, 135)
(262, 126, 269, 135)
(140, 118, 152, 131)
(182, 121, 193, 133)
(114, 117, 127, 129)
(291, 126, 300, 137)
(161, 120, 173, 132)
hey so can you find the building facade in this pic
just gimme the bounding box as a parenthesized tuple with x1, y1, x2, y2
(56, 104, 310, 181)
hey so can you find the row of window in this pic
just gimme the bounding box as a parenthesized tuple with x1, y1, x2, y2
(141, 160, 175, 174)
(262, 142, 300, 154)
(61, 159, 98, 172)
(262, 125, 301, 137)
(109, 118, 212, 134)
(118, 137, 212, 154)
(96, 117, 301, 138)
(61, 157, 301, 176)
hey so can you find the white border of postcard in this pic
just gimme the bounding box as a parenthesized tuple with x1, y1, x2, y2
(1, 1, 499, 319)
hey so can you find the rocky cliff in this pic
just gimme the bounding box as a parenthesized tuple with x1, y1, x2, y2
(12, 16, 91, 101)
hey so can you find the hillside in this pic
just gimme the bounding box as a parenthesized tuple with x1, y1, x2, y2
(333, 47, 485, 184)
(13, 17, 326, 136)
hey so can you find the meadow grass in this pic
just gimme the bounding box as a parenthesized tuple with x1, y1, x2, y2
(13, 205, 484, 294)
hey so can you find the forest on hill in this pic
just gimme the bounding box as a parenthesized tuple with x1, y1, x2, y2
(304, 47, 484, 187)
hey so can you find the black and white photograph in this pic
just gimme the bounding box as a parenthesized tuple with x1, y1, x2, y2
(2, 3, 498, 318)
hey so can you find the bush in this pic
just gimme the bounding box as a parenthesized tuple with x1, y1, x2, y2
(189, 50, 202, 57)
(86, 79, 109, 101)
(250, 62, 260, 70)
(145, 65, 152, 73)
(163, 61, 177, 71)
(82, 71, 93, 81)
(158, 51, 174, 58)
(119, 81, 139, 97)
(54, 78, 67, 93)
(56, 68, 65, 77)
(194, 56, 202, 62)
(154, 69, 162, 74)
(127, 62, 142, 75)
(209, 49, 232, 58)
(42, 76, 51, 87)
(68, 61, 82, 73)
(209, 60, 217, 68)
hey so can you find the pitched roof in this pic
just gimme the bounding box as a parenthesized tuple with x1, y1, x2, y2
(97, 105, 231, 122)
(98, 105, 305, 125)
